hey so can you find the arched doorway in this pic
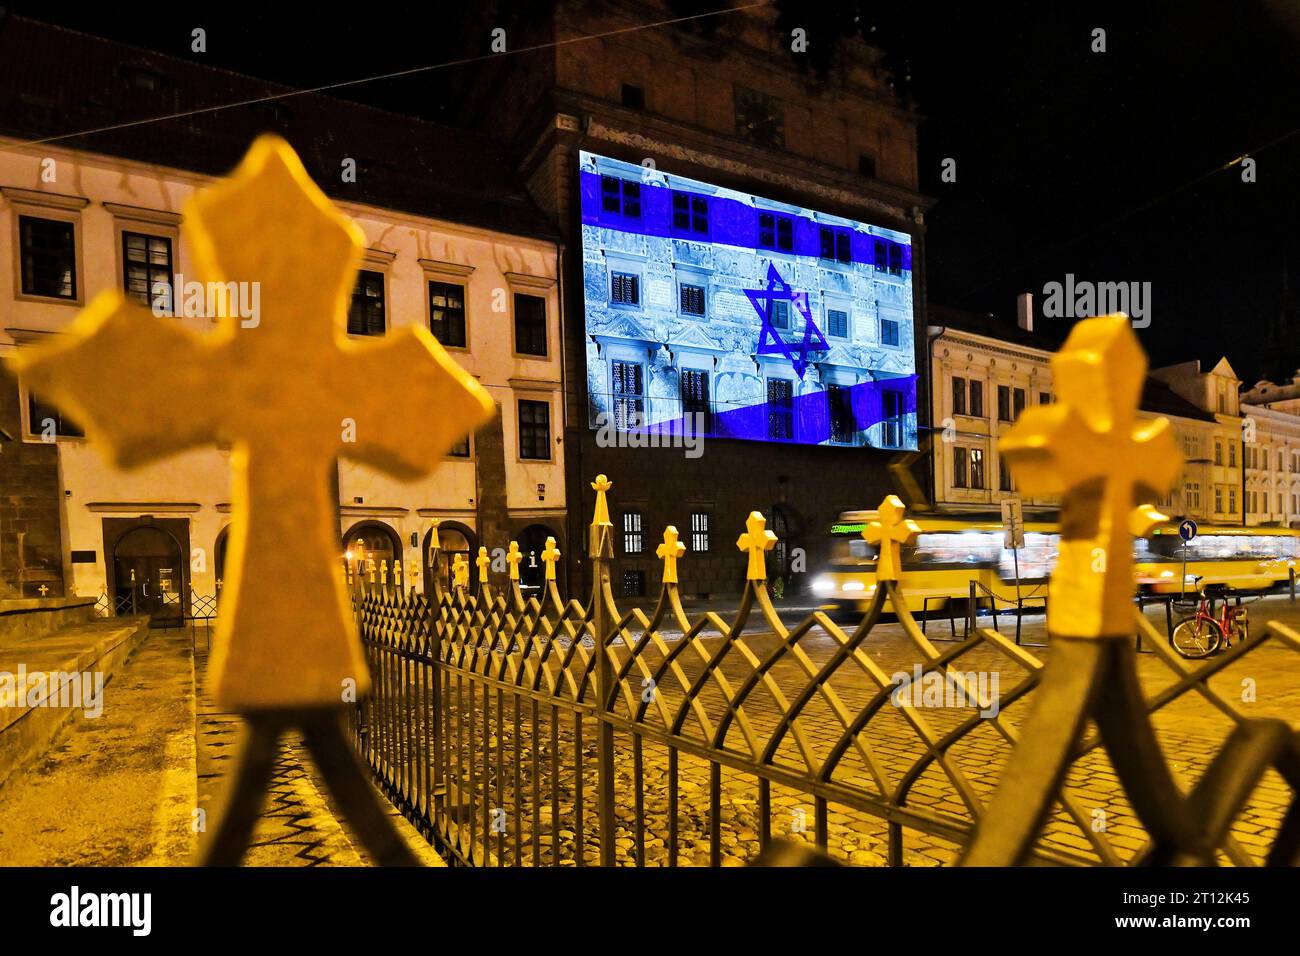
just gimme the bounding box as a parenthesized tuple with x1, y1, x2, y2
(423, 522, 474, 595)
(518, 523, 560, 596)
(113, 525, 184, 625)
(343, 521, 401, 583)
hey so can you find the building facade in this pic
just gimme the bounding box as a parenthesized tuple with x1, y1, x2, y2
(0, 16, 565, 607)
(928, 305, 1236, 525)
(459, 0, 932, 597)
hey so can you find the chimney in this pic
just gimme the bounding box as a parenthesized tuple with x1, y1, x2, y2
(1017, 292, 1034, 332)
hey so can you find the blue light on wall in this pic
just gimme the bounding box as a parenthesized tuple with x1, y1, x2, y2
(579, 151, 917, 450)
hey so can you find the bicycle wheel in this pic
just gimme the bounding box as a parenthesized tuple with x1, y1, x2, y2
(1171, 617, 1222, 658)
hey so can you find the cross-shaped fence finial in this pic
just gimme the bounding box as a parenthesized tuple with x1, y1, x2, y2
(476, 546, 491, 584)
(736, 511, 777, 581)
(863, 495, 920, 582)
(541, 536, 561, 582)
(656, 526, 686, 584)
(506, 541, 522, 581)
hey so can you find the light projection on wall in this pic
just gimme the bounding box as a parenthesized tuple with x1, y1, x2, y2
(579, 150, 917, 450)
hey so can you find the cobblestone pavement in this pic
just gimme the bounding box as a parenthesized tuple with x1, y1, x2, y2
(365, 593, 1300, 867)
(194, 637, 364, 866)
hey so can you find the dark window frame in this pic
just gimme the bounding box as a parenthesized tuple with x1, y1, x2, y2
(121, 230, 173, 312)
(517, 399, 552, 461)
(690, 512, 711, 553)
(347, 270, 386, 336)
(18, 214, 77, 300)
(513, 293, 548, 357)
(428, 279, 468, 349)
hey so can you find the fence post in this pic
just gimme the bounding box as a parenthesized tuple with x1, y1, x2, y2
(1291, 567, 1295, 603)
(966, 579, 976, 638)
(589, 475, 617, 867)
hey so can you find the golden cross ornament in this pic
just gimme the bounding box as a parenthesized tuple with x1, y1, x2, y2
(11, 136, 495, 710)
(428, 517, 441, 552)
(736, 511, 777, 581)
(863, 495, 920, 582)
(656, 525, 686, 584)
(998, 315, 1180, 637)
(476, 546, 491, 584)
(506, 541, 522, 581)
(541, 536, 561, 582)
(452, 554, 469, 590)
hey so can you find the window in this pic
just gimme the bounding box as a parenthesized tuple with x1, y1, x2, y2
(952, 376, 967, 416)
(1229, 443, 1237, 468)
(734, 86, 785, 147)
(600, 175, 641, 218)
(610, 271, 640, 307)
(873, 239, 903, 277)
(428, 281, 467, 348)
(1039, 391, 1051, 406)
(1013, 387, 1027, 420)
(819, 226, 851, 264)
(770, 299, 791, 330)
(27, 393, 83, 438)
(671, 192, 709, 236)
(969, 448, 985, 489)
(880, 315, 900, 346)
(347, 270, 386, 336)
(758, 212, 794, 252)
(827, 384, 856, 444)
(449, 436, 470, 458)
(679, 283, 705, 316)
(690, 512, 711, 553)
(997, 385, 1012, 422)
(1215, 486, 1223, 513)
(880, 389, 904, 448)
(826, 308, 849, 338)
(622, 570, 647, 597)
(514, 293, 547, 356)
(518, 399, 551, 460)
(1214, 440, 1223, 466)
(621, 83, 645, 110)
(1186, 482, 1200, 511)
(999, 459, 1012, 492)
(970, 380, 985, 418)
(767, 378, 794, 440)
(622, 512, 644, 554)
(612, 361, 645, 431)
(122, 231, 172, 310)
(953, 447, 969, 489)
(680, 369, 711, 432)
(19, 216, 76, 299)
(1229, 488, 1237, 514)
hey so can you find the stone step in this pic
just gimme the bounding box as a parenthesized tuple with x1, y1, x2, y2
(0, 612, 151, 791)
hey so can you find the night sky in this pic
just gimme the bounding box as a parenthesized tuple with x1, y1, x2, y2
(9, 0, 1298, 383)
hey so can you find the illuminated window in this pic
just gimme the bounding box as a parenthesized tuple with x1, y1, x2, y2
(347, 270, 385, 336)
(969, 448, 985, 489)
(428, 281, 466, 348)
(622, 512, 644, 554)
(680, 283, 705, 316)
(122, 232, 172, 310)
(690, 512, 711, 552)
(19, 216, 76, 299)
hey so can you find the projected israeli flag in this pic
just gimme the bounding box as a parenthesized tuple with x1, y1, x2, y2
(578, 151, 917, 450)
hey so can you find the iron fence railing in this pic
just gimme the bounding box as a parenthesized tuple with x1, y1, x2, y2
(347, 495, 1300, 868)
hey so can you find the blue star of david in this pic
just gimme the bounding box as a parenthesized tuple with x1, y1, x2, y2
(746, 263, 829, 379)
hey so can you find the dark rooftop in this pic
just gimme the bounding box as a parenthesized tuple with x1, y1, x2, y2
(0, 13, 557, 241)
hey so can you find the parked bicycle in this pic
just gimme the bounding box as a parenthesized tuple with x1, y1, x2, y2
(1169, 578, 1253, 659)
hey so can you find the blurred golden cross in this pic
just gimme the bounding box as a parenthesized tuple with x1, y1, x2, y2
(541, 536, 561, 582)
(506, 541, 522, 581)
(476, 546, 491, 584)
(736, 511, 777, 581)
(452, 554, 469, 590)
(862, 494, 920, 582)
(656, 525, 686, 584)
(964, 316, 1189, 867)
(998, 315, 1180, 637)
(8, 136, 494, 865)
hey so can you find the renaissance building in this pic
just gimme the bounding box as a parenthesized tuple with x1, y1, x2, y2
(0, 15, 565, 612)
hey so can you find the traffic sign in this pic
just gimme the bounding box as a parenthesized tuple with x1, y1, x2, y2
(1001, 498, 1025, 549)
(1178, 519, 1198, 542)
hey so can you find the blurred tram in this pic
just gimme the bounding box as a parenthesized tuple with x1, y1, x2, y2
(813, 509, 1300, 616)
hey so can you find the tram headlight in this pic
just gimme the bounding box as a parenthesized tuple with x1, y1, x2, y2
(843, 581, 865, 592)
(813, 577, 834, 593)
